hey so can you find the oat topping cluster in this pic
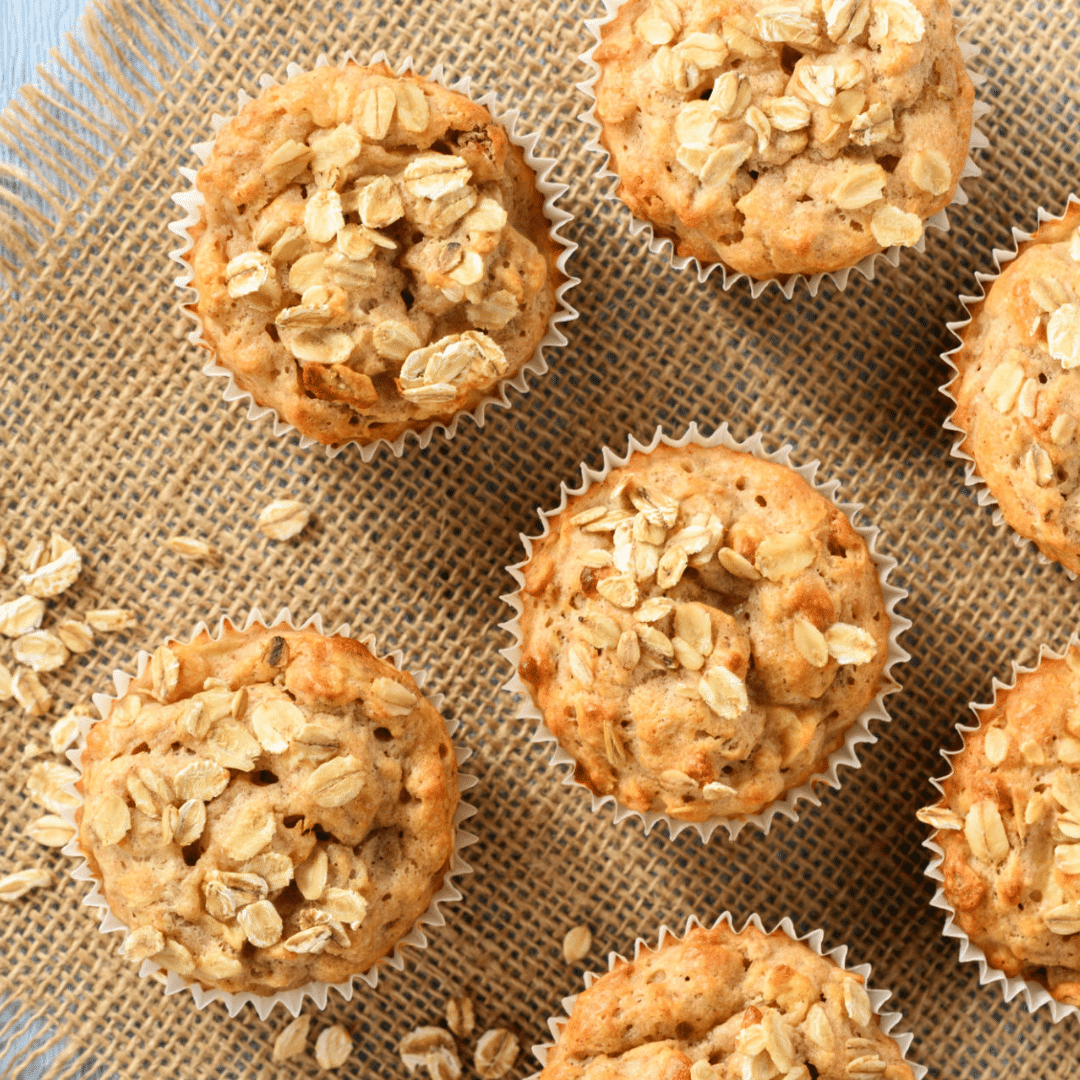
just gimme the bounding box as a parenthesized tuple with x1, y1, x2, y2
(190, 63, 559, 446)
(76, 625, 458, 994)
(592, 0, 974, 277)
(951, 209, 1080, 572)
(517, 445, 889, 821)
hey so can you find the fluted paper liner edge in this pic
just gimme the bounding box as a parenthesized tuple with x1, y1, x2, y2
(576, 6, 989, 299)
(499, 422, 910, 842)
(527, 911, 927, 1080)
(939, 192, 1080, 580)
(57, 606, 479, 1020)
(920, 636, 1080, 1023)
(168, 51, 579, 461)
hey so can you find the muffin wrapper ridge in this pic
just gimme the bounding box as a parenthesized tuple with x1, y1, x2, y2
(940, 192, 1080, 580)
(58, 607, 479, 1020)
(500, 422, 910, 842)
(920, 636, 1080, 1023)
(528, 911, 927, 1080)
(168, 51, 578, 461)
(577, 6, 990, 299)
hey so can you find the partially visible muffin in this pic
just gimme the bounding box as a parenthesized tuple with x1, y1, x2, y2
(590, 0, 974, 279)
(515, 442, 890, 822)
(76, 622, 458, 995)
(920, 650, 1080, 1008)
(540, 922, 916, 1080)
(950, 204, 1080, 573)
(187, 61, 561, 447)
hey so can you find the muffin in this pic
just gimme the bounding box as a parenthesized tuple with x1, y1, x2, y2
(948, 203, 1080, 573)
(75, 621, 459, 996)
(186, 61, 562, 447)
(540, 921, 917, 1080)
(514, 441, 891, 823)
(919, 649, 1080, 1009)
(588, 0, 974, 279)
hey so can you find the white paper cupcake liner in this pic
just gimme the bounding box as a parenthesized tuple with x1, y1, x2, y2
(577, 7, 989, 299)
(921, 635, 1080, 1023)
(57, 606, 478, 1020)
(529, 912, 927, 1080)
(500, 422, 910, 842)
(940, 192, 1080, 580)
(168, 51, 578, 460)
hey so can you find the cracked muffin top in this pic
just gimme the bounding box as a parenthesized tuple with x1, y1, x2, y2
(949, 204, 1080, 574)
(540, 922, 916, 1080)
(515, 442, 890, 822)
(76, 622, 458, 995)
(187, 61, 561, 447)
(920, 650, 1080, 1009)
(590, 0, 974, 279)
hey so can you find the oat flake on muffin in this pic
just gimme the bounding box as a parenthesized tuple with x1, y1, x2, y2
(590, 0, 974, 278)
(921, 649, 1080, 1009)
(515, 442, 890, 822)
(186, 61, 561, 447)
(949, 203, 1080, 574)
(540, 921, 916, 1080)
(76, 622, 458, 995)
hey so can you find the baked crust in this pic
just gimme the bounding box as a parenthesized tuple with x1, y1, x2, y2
(540, 923, 915, 1080)
(188, 62, 560, 447)
(591, 0, 974, 278)
(516, 443, 889, 821)
(76, 623, 458, 995)
(950, 204, 1080, 573)
(927, 652, 1080, 1008)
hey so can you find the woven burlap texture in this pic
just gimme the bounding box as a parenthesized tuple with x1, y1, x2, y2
(0, 0, 1077, 1076)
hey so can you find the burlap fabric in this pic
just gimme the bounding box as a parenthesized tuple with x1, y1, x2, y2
(0, 0, 1077, 1076)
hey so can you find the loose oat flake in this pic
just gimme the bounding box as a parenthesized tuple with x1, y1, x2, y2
(474, 1029, 519, 1080)
(314, 1025, 352, 1070)
(257, 499, 311, 540)
(562, 923, 592, 963)
(0, 868, 54, 901)
(272, 1014, 312, 1063)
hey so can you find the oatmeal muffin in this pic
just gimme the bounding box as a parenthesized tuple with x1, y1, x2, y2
(515, 442, 890, 822)
(76, 622, 458, 995)
(949, 204, 1080, 573)
(540, 922, 916, 1080)
(186, 61, 562, 447)
(590, 0, 974, 278)
(920, 649, 1080, 1009)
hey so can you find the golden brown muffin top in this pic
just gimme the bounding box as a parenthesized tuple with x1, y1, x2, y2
(921, 649, 1080, 1008)
(591, 0, 974, 279)
(77, 623, 458, 995)
(949, 204, 1080, 573)
(188, 62, 560, 446)
(516, 443, 889, 822)
(541, 923, 915, 1080)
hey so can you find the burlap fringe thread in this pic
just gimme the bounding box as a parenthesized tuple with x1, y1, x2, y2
(0, 0, 221, 292)
(501, 422, 911, 842)
(921, 636, 1080, 1024)
(169, 51, 579, 460)
(940, 192, 1080, 580)
(529, 912, 928, 1080)
(57, 607, 479, 1020)
(577, 5, 990, 299)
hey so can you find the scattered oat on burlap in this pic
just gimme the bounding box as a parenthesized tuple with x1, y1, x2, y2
(0, 0, 1078, 1076)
